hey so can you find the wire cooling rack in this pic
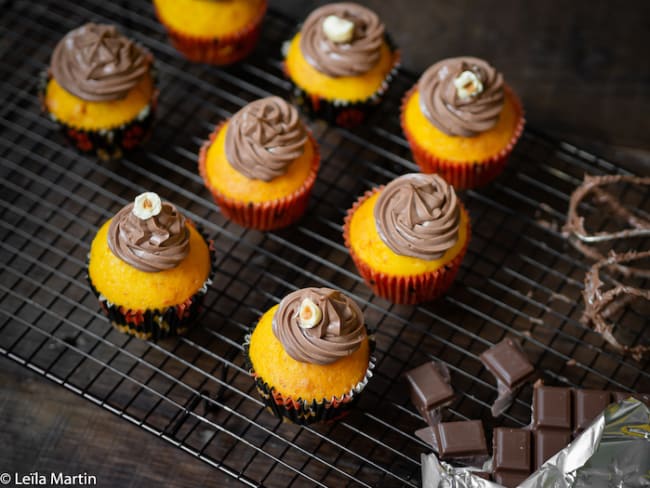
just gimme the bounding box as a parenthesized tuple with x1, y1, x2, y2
(1, 2, 648, 487)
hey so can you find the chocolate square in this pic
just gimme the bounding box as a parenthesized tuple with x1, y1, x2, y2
(613, 392, 650, 406)
(404, 361, 454, 415)
(435, 420, 488, 459)
(534, 429, 572, 469)
(494, 470, 530, 488)
(480, 338, 535, 389)
(493, 428, 531, 472)
(573, 389, 611, 433)
(533, 385, 572, 429)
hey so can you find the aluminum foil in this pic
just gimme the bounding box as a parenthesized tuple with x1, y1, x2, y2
(422, 398, 650, 488)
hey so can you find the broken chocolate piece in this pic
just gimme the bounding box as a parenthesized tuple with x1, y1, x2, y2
(563, 174, 650, 274)
(533, 385, 572, 429)
(574, 389, 611, 433)
(435, 420, 488, 459)
(481, 339, 535, 388)
(534, 429, 572, 469)
(582, 250, 650, 361)
(404, 361, 454, 425)
(480, 338, 535, 417)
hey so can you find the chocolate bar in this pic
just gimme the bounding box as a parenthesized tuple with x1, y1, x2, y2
(489, 384, 648, 483)
(480, 338, 535, 416)
(414, 384, 649, 486)
(404, 361, 454, 425)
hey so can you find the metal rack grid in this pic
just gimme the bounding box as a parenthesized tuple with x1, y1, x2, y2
(0, 1, 647, 486)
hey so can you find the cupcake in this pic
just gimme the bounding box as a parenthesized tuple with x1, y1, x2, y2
(343, 173, 470, 304)
(199, 96, 320, 230)
(401, 57, 524, 189)
(41, 23, 157, 160)
(283, 2, 399, 127)
(88, 192, 213, 339)
(153, 0, 267, 65)
(246, 287, 374, 424)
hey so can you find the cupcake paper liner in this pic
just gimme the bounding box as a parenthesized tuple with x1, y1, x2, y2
(198, 122, 320, 231)
(282, 35, 401, 128)
(87, 229, 216, 341)
(39, 70, 158, 161)
(154, 1, 267, 65)
(243, 334, 376, 425)
(343, 188, 471, 304)
(400, 84, 525, 189)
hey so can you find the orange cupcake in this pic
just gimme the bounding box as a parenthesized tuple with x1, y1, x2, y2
(199, 96, 320, 230)
(153, 0, 266, 64)
(344, 173, 470, 304)
(41, 23, 157, 160)
(246, 287, 374, 424)
(283, 2, 399, 127)
(88, 192, 213, 339)
(401, 57, 524, 189)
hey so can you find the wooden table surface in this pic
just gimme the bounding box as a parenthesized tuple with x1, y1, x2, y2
(1, 1, 648, 487)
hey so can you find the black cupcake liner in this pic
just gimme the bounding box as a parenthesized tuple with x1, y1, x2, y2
(282, 33, 400, 128)
(38, 70, 158, 161)
(87, 228, 215, 341)
(243, 333, 376, 425)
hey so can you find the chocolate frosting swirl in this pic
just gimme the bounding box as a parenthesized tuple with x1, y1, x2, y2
(225, 97, 307, 182)
(272, 287, 367, 365)
(107, 201, 190, 272)
(374, 173, 461, 260)
(299, 2, 385, 77)
(418, 57, 504, 137)
(51, 23, 151, 102)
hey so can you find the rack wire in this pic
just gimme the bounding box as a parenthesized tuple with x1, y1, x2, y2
(1, 1, 648, 486)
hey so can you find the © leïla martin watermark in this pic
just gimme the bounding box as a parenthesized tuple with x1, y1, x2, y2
(0, 472, 97, 486)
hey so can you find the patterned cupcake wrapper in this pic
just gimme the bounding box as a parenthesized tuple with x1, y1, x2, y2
(154, 1, 267, 65)
(343, 188, 471, 304)
(38, 70, 158, 161)
(198, 121, 320, 231)
(282, 36, 401, 128)
(87, 233, 216, 341)
(243, 334, 376, 425)
(400, 84, 525, 189)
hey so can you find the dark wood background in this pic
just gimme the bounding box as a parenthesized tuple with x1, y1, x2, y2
(2, 1, 648, 487)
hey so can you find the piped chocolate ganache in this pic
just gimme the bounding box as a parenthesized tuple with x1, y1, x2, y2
(107, 192, 190, 272)
(374, 173, 461, 260)
(225, 96, 307, 182)
(273, 288, 367, 365)
(51, 23, 151, 101)
(418, 57, 504, 137)
(299, 2, 384, 77)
